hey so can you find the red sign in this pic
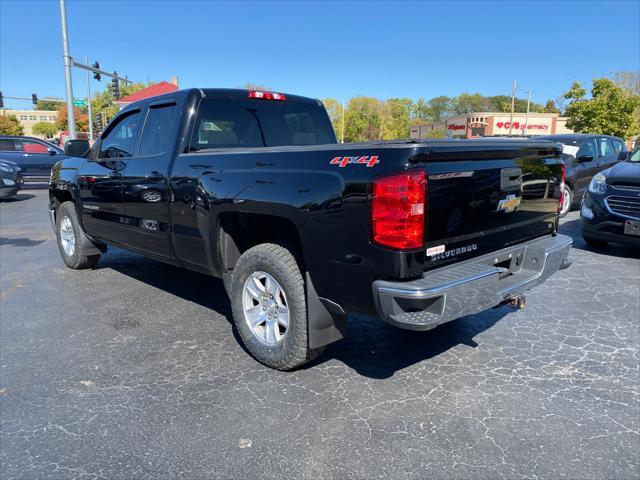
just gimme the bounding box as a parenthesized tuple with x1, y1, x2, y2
(495, 121, 549, 132)
(447, 123, 466, 131)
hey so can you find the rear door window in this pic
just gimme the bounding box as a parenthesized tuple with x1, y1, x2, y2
(597, 138, 615, 158)
(611, 138, 625, 154)
(139, 103, 177, 157)
(577, 139, 596, 158)
(0, 139, 20, 151)
(21, 140, 49, 153)
(190, 98, 335, 150)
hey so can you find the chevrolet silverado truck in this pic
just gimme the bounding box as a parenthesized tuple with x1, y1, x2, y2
(49, 88, 572, 370)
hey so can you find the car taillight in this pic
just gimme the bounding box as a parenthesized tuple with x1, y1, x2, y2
(372, 171, 426, 249)
(248, 90, 286, 101)
(557, 162, 566, 214)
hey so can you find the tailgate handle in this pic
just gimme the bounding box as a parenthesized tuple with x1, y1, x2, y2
(501, 167, 522, 191)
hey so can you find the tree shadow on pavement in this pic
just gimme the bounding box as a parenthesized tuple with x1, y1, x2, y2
(0, 193, 35, 203)
(101, 247, 511, 378)
(559, 218, 639, 259)
(0, 237, 47, 247)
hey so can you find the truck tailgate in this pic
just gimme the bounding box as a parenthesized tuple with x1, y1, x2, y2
(424, 141, 563, 270)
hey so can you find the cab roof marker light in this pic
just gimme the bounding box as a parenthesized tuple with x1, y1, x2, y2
(248, 91, 287, 101)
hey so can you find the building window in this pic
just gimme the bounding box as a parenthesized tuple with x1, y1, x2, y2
(39, 115, 47, 121)
(19, 115, 28, 120)
(29, 115, 36, 121)
(49, 116, 55, 121)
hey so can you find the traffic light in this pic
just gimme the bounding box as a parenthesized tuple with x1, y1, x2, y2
(93, 61, 101, 81)
(0, 91, 3, 109)
(32, 93, 38, 105)
(111, 73, 120, 99)
(95, 112, 103, 131)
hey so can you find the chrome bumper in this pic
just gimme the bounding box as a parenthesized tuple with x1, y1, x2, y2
(372, 234, 572, 331)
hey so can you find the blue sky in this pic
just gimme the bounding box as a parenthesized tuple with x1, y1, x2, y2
(1, 0, 639, 110)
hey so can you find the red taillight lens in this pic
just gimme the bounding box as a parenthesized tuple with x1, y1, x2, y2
(248, 90, 286, 101)
(557, 162, 566, 214)
(372, 171, 426, 249)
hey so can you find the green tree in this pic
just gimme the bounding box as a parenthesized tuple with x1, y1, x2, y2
(344, 97, 383, 142)
(411, 98, 431, 124)
(32, 121, 57, 138)
(542, 99, 560, 113)
(321, 98, 343, 141)
(453, 93, 491, 113)
(564, 78, 640, 138)
(382, 98, 412, 140)
(0, 115, 24, 135)
(35, 97, 64, 111)
(427, 96, 452, 122)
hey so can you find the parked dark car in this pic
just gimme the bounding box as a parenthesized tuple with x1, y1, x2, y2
(0, 135, 66, 184)
(580, 148, 640, 247)
(49, 88, 572, 370)
(536, 134, 628, 217)
(0, 158, 24, 199)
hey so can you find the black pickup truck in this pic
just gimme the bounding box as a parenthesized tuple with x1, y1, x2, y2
(49, 88, 572, 370)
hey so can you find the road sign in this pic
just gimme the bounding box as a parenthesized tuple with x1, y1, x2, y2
(73, 99, 86, 107)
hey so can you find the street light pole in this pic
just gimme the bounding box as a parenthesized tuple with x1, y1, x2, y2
(59, 0, 76, 140)
(341, 100, 345, 143)
(523, 90, 531, 136)
(509, 80, 517, 136)
(85, 55, 93, 140)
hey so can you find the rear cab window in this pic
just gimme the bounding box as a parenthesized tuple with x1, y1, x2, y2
(189, 97, 336, 151)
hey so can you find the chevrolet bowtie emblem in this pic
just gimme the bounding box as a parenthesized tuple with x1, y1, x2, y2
(497, 194, 521, 213)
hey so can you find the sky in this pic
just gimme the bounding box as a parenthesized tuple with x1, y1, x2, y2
(1, 0, 639, 110)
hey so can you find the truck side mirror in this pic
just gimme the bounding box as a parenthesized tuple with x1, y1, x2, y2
(577, 155, 593, 163)
(64, 139, 90, 157)
(618, 151, 630, 161)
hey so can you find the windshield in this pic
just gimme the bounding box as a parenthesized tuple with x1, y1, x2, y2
(630, 149, 640, 162)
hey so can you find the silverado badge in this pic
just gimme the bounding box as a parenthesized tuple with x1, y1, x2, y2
(496, 194, 521, 213)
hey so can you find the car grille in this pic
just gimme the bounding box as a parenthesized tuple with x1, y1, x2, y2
(605, 195, 640, 220)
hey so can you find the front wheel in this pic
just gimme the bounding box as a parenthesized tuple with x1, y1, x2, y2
(55, 201, 100, 269)
(230, 243, 324, 370)
(559, 185, 573, 218)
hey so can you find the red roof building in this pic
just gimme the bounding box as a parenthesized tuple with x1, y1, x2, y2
(115, 79, 178, 109)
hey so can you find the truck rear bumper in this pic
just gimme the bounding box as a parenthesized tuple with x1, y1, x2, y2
(372, 234, 572, 331)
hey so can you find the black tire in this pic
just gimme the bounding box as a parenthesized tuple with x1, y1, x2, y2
(559, 185, 573, 218)
(56, 201, 100, 269)
(230, 243, 324, 370)
(583, 235, 607, 248)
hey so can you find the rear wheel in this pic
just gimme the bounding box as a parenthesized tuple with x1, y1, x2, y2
(230, 243, 324, 370)
(56, 201, 100, 269)
(559, 185, 573, 218)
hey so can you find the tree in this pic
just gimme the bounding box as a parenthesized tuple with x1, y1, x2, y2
(427, 96, 452, 122)
(344, 97, 383, 142)
(35, 97, 64, 111)
(411, 99, 431, 124)
(55, 104, 89, 132)
(453, 93, 491, 113)
(0, 115, 23, 135)
(382, 98, 412, 140)
(542, 99, 560, 113)
(90, 82, 149, 126)
(321, 98, 344, 141)
(32, 121, 57, 138)
(564, 78, 640, 138)
(613, 71, 640, 95)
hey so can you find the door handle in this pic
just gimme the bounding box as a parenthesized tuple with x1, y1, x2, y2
(147, 171, 165, 181)
(22, 153, 31, 158)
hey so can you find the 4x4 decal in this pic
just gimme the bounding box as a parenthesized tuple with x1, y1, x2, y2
(330, 155, 380, 168)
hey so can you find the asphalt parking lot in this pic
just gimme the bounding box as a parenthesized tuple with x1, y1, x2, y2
(1, 189, 639, 480)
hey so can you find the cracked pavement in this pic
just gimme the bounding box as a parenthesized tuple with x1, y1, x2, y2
(1, 190, 638, 479)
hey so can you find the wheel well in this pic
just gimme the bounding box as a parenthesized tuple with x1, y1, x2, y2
(49, 190, 74, 217)
(218, 212, 304, 274)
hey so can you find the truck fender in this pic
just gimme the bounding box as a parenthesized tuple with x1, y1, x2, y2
(306, 272, 347, 349)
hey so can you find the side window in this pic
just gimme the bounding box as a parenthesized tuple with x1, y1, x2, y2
(139, 104, 177, 157)
(611, 139, 625, 154)
(577, 139, 596, 158)
(21, 140, 49, 153)
(597, 138, 614, 157)
(0, 139, 19, 151)
(99, 111, 143, 158)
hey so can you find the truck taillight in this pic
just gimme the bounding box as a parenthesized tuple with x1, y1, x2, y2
(372, 171, 426, 249)
(248, 90, 286, 101)
(557, 162, 566, 214)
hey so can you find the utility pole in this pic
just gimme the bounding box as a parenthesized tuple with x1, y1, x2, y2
(85, 56, 93, 140)
(509, 80, 517, 135)
(523, 90, 531, 136)
(341, 100, 345, 143)
(59, 0, 76, 140)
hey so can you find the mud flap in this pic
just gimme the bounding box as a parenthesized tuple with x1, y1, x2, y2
(306, 272, 346, 349)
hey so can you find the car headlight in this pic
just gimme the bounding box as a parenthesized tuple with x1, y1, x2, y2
(0, 165, 14, 173)
(588, 173, 607, 195)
